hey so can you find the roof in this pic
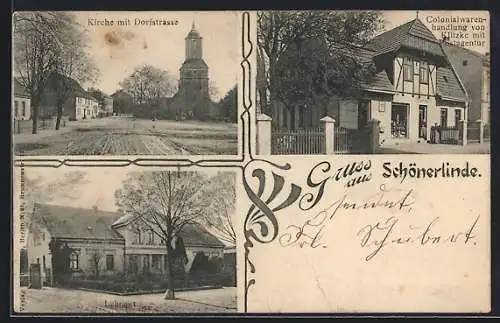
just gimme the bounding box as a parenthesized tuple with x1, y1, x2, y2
(112, 213, 225, 248)
(181, 58, 208, 69)
(46, 72, 96, 100)
(367, 18, 444, 57)
(34, 203, 124, 241)
(352, 46, 394, 92)
(436, 67, 466, 101)
(179, 223, 225, 248)
(14, 79, 29, 98)
(187, 24, 201, 38)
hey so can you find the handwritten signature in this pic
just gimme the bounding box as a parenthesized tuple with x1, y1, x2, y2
(279, 184, 415, 248)
(357, 215, 480, 261)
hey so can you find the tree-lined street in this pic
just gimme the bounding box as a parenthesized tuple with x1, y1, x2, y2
(14, 116, 237, 155)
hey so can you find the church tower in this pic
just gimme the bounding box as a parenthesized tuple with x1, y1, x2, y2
(177, 21, 210, 120)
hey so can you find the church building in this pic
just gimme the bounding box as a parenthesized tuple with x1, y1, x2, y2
(168, 22, 213, 121)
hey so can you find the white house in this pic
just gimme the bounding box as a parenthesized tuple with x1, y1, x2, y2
(27, 204, 225, 286)
(13, 79, 31, 120)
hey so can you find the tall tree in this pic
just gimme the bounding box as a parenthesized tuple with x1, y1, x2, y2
(114, 171, 215, 299)
(218, 86, 237, 123)
(13, 12, 64, 134)
(257, 11, 384, 118)
(51, 13, 99, 130)
(119, 65, 176, 117)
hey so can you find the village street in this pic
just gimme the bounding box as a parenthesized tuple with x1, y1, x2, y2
(14, 116, 238, 156)
(18, 286, 237, 313)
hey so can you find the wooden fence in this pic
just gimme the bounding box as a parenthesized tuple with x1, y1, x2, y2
(439, 126, 462, 145)
(271, 127, 325, 155)
(334, 128, 351, 154)
(334, 127, 373, 154)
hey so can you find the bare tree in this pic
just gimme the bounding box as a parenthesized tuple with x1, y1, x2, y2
(114, 171, 214, 299)
(119, 65, 177, 106)
(200, 172, 236, 246)
(13, 12, 64, 134)
(51, 13, 99, 130)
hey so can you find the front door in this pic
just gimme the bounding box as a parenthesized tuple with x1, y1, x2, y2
(419, 105, 427, 140)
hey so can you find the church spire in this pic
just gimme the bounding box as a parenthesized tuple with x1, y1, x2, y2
(185, 18, 202, 60)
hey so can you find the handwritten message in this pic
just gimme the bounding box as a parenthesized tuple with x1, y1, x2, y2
(278, 160, 483, 262)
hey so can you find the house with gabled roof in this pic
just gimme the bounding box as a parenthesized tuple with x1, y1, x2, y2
(39, 72, 99, 121)
(27, 203, 225, 286)
(270, 17, 468, 145)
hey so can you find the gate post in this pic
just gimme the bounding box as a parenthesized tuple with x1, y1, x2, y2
(321, 116, 335, 155)
(368, 119, 381, 154)
(257, 113, 272, 155)
(478, 120, 484, 144)
(458, 120, 467, 146)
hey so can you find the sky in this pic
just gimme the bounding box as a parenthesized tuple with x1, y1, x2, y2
(74, 11, 239, 101)
(23, 168, 236, 246)
(379, 11, 490, 55)
(24, 168, 229, 212)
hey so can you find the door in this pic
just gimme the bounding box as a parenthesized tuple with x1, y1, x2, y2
(358, 100, 370, 129)
(419, 105, 427, 139)
(391, 103, 409, 138)
(440, 108, 448, 128)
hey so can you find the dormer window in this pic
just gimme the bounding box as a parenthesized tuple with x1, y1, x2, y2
(403, 57, 413, 81)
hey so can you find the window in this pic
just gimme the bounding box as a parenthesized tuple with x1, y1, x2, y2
(152, 255, 161, 269)
(420, 61, 429, 84)
(134, 228, 142, 244)
(440, 108, 448, 128)
(14, 101, 19, 117)
(143, 256, 150, 272)
(378, 101, 386, 112)
(42, 255, 46, 269)
(106, 255, 114, 270)
(403, 57, 413, 81)
(36, 258, 40, 264)
(147, 230, 154, 245)
(69, 253, 79, 270)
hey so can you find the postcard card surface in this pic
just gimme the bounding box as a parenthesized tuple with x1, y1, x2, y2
(11, 9, 490, 315)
